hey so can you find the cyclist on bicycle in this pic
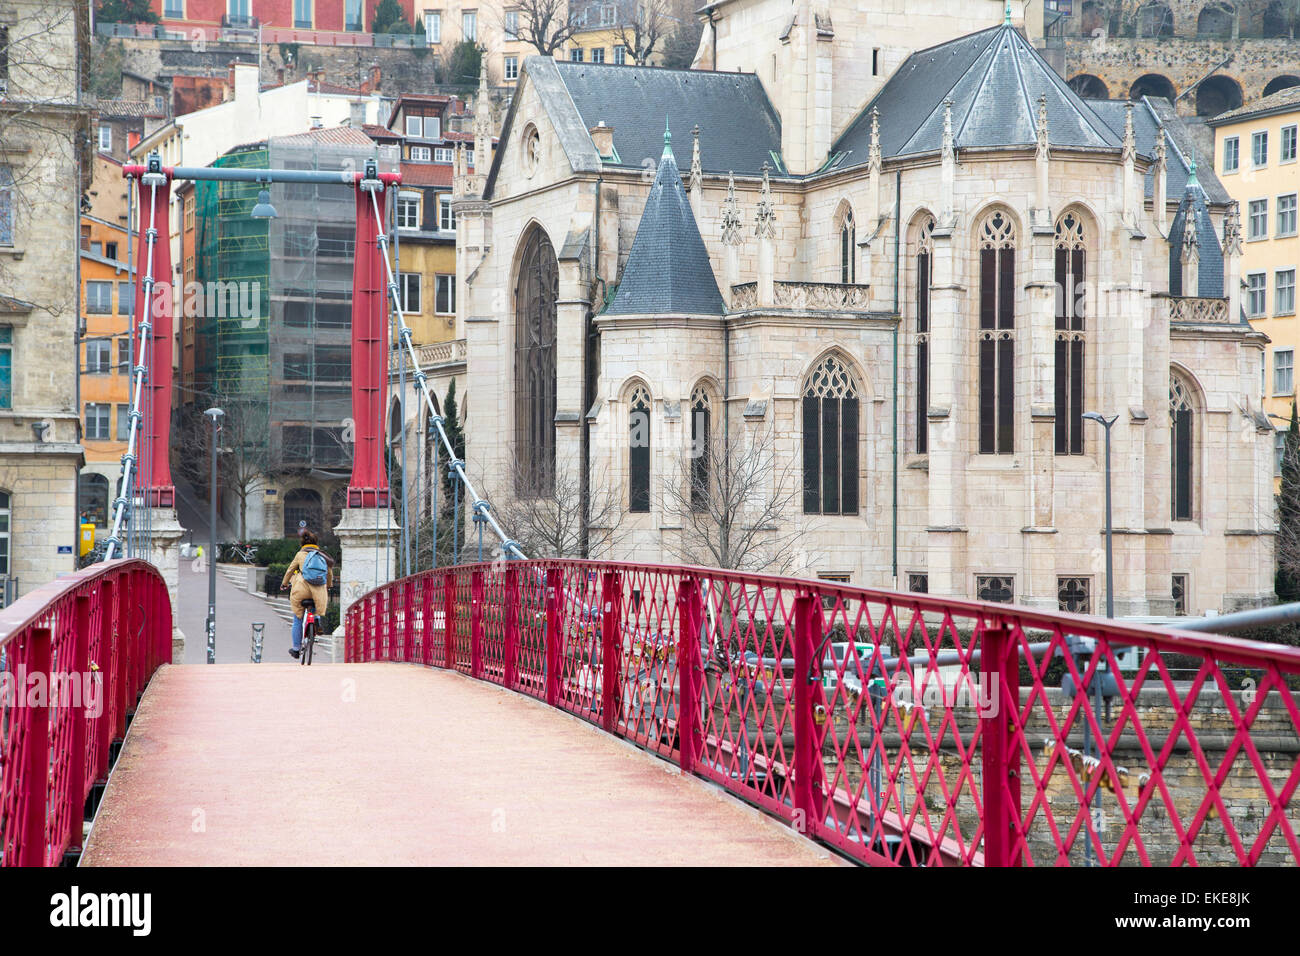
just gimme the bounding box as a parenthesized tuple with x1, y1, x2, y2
(280, 529, 334, 659)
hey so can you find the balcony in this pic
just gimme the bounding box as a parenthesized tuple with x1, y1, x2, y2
(729, 281, 873, 312)
(1164, 295, 1233, 325)
(389, 338, 466, 374)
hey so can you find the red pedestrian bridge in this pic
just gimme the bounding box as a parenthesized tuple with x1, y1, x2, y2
(2, 558, 1299, 866)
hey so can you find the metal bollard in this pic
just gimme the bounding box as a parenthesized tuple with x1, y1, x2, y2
(249, 622, 265, 663)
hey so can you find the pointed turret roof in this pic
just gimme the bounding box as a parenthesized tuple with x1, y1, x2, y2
(1167, 157, 1225, 298)
(605, 126, 725, 317)
(832, 23, 1121, 166)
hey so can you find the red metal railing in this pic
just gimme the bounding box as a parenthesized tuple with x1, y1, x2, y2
(0, 560, 172, 867)
(346, 561, 1300, 867)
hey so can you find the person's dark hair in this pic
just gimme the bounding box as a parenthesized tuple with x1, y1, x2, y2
(300, 530, 318, 546)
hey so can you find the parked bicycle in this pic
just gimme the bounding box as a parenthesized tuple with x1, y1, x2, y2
(224, 542, 259, 564)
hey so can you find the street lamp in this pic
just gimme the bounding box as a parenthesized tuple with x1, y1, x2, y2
(1083, 412, 1119, 618)
(204, 407, 224, 664)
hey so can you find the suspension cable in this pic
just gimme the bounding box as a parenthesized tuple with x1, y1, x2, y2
(364, 177, 525, 561)
(104, 162, 165, 561)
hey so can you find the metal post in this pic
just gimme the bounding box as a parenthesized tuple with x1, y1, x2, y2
(95, 578, 116, 781)
(470, 570, 485, 679)
(545, 568, 562, 707)
(67, 595, 92, 858)
(979, 623, 1022, 866)
(443, 571, 457, 670)
(1084, 412, 1118, 618)
(451, 463, 459, 565)
(792, 593, 824, 838)
(503, 567, 520, 690)
(676, 575, 704, 775)
(600, 570, 622, 734)
(18, 627, 52, 866)
(204, 407, 224, 664)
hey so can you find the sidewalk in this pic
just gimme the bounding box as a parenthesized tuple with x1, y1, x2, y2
(177, 558, 300, 665)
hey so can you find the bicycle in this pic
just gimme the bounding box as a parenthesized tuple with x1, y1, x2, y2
(225, 542, 259, 565)
(300, 598, 317, 666)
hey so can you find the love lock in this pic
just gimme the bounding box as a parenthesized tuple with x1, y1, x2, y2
(813, 703, 828, 727)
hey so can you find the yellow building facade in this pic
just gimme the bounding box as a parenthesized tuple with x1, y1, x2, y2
(78, 215, 136, 529)
(1210, 87, 1300, 481)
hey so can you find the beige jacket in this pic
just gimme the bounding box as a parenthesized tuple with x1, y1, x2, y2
(281, 546, 333, 618)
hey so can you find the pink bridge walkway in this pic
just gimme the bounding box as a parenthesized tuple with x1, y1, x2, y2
(79, 663, 839, 866)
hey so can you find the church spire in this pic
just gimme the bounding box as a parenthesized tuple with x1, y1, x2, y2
(1004, 0, 1012, 25)
(662, 117, 673, 160)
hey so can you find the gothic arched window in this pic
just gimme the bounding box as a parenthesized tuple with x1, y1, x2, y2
(802, 355, 860, 515)
(1055, 211, 1087, 456)
(514, 226, 558, 496)
(915, 216, 935, 454)
(840, 208, 856, 284)
(978, 211, 1017, 455)
(629, 383, 651, 513)
(1170, 372, 1196, 521)
(689, 384, 712, 512)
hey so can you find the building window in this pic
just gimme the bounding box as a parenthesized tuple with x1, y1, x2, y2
(435, 274, 455, 314)
(1170, 371, 1195, 521)
(425, 11, 441, 43)
(116, 403, 130, 439)
(590, 47, 605, 63)
(976, 575, 1014, 604)
(185, 198, 195, 230)
(118, 281, 133, 316)
(1246, 272, 1267, 316)
(0, 167, 14, 246)
(344, 0, 363, 31)
(79, 474, 109, 527)
(614, 45, 626, 65)
(0, 489, 10, 577)
(97, 125, 111, 152)
(504, 56, 519, 81)
(628, 384, 651, 513)
(117, 336, 131, 371)
(1278, 269, 1297, 316)
(105, 241, 117, 261)
(689, 385, 711, 512)
(915, 216, 934, 454)
(802, 353, 860, 515)
(1252, 130, 1268, 167)
(405, 115, 423, 137)
(1171, 573, 1188, 615)
(396, 193, 420, 230)
(0, 327, 11, 409)
(907, 573, 928, 593)
(818, 572, 851, 610)
(1278, 193, 1298, 237)
(462, 10, 477, 41)
(872, 47, 880, 75)
(293, 0, 312, 28)
(434, 147, 453, 163)
(86, 339, 111, 374)
(164, 0, 183, 17)
(1275, 348, 1294, 396)
(1058, 576, 1091, 614)
(569, 47, 584, 62)
(1055, 211, 1087, 456)
(514, 227, 558, 495)
(410, 146, 431, 162)
(86, 280, 113, 313)
(399, 272, 421, 313)
(839, 207, 855, 283)
(1248, 199, 1268, 240)
(1223, 136, 1239, 172)
(1283, 125, 1298, 163)
(1276, 429, 1288, 477)
(85, 403, 110, 441)
(978, 211, 1017, 455)
(504, 9, 518, 39)
(439, 195, 456, 231)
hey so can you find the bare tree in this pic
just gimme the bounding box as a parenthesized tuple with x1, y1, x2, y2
(172, 393, 269, 541)
(513, 0, 581, 56)
(612, 0, 672, 65)
(489, 451, 627, 558)
(661, 422, 813, 575)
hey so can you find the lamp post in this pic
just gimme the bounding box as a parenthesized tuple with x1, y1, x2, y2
(1083, 412, 1118, 618)
(204, 407, 224, 664)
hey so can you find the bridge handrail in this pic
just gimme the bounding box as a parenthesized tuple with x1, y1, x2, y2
(0, 559, 172, 866)
(346, 560, 1300, 867)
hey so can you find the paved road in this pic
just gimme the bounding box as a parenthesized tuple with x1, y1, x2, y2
(177, 558, 299, 665)
(81, 664, 840, 866)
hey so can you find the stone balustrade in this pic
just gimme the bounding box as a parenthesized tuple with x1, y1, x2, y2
(729, 281, 873, 312)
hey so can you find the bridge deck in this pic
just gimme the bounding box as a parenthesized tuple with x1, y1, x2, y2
(81, 663, 838, 866)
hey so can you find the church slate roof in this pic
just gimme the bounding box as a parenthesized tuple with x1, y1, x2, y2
(549, 60, 784, 176)
(832, 24, 1121, 166)
(1167, 165, 1225, 299)
(604, 132, 725, 317)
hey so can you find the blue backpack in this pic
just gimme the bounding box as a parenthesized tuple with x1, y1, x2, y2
(301, 549, 329, 586)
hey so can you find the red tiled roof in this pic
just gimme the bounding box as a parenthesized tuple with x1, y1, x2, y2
(399, 162, 455, 187)
(273, 126, 376, 147)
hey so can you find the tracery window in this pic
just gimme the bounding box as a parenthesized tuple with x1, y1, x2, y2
(802, 354, 860, 515)
(915, 216, 935, 454)
(629, 384, 651, 513)
(514, 227, 558, 496)
(840, 208, 856, 284)
(978, 211, 1016, 455)
(689, 385, 711, 512)
(1170, 372, 1196, 521)
(1055, 211, 1087, 456)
